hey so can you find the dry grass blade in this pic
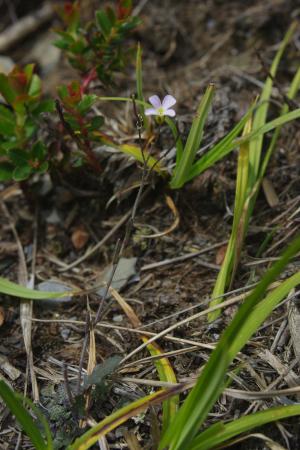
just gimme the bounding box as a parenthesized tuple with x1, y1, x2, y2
(123, 429, 143, 450)
(68, 383, 190, 450)
(139, 195, 180, 239)
(109, 286, 178, 430)
(1, 201, 39, 401)
(287, 288, 300, 361)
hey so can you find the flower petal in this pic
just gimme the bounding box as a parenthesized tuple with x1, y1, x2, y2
(148, 95, 161, 108)
(162, 95, 176, 109)
(145, 108, 158, 116)
(164, 108, 176, 117)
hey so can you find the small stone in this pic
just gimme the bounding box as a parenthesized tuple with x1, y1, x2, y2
(113, 314, 123, 322)
(0, 56, 14, 74)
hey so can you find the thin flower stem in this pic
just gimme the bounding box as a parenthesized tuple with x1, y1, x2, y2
(77, 310, 90, 395)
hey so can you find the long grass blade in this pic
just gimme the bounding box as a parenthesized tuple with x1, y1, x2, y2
(248, 21, 296, 187)
(0, 277, 76, 300)
(160, 235, 300, 449)
(170, 84, 215, 189)
(260, 65, 300, 179)
(190, 404, 300, 450)
(208, 116, 252, 322)
(68, 385, 185, 450)
(186, 103, 300, 181)
(0, 381, 48, 450)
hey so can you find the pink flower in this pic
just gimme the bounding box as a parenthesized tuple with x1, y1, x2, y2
(145, 94, 176, 118)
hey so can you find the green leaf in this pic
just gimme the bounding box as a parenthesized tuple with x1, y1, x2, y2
(96, 10, 112, 39)
(31, 141, 47, 160)
(119, 16, 140, 32)
(0, 73, 16, 104)
(89, 115, 104, 130)
(119, 143, 163, 173)
(0, 140, 19, 152)
(0, 162, 14, 180)
(57, 84, 69, 100)
(53, 38, 72, 50)
(106, 6, 116, 25)
(24, 64, 34, 84)
(0, 381, 48, 450)
(0, 105, 15, 136)
(9, 148, 29, 165)
(53, 30, 76, 48)
(28, 74, 42, 98)
(0, 276, 78, 300)
(84, 356, 122, 388)
(120, 0, 132, 9)
(31, 99, 55, 115)
(170, 84, 215, 189)
(13, 164, 32, 181)
(36, 161, 49, 174)
(77, 95, 97, 114)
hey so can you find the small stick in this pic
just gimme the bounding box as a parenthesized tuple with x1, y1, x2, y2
(0, 2, 54, 52)
(78, 93, 153, 395)
(63, 363, 74, 407)
(76, 310, 90, 395)
(94, 239, 122, 325)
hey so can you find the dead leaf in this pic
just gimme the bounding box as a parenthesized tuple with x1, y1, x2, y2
(95, 257, 137, 298)
(262, 177, 279, 208)
(71, 226, 89, 250)
(0, 306, 4, 326)
(215, 244, 228, 265)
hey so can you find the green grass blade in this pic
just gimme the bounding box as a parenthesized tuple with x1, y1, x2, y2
(190, 404, 300, 450)
(119, 143, 163, 173)
(0, 277, 75, 300)
(260, 65, 300, 179)
(228, 270, 300, 358)
(186, 104, 300, 181)
(170, 84, 215, 189)
(68, 386, 183, 450)
(96, 96, 149, 108)
(21, 395, 54, 450)
(0, 381, 48, 450)
(240, 107, 300, 147)
(145, 341, 179, 432)
(208, 116, 252, 322)
(248, 21, 296, 187)
(186, 103, 255, 181)
(160, 234, 300, 449)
